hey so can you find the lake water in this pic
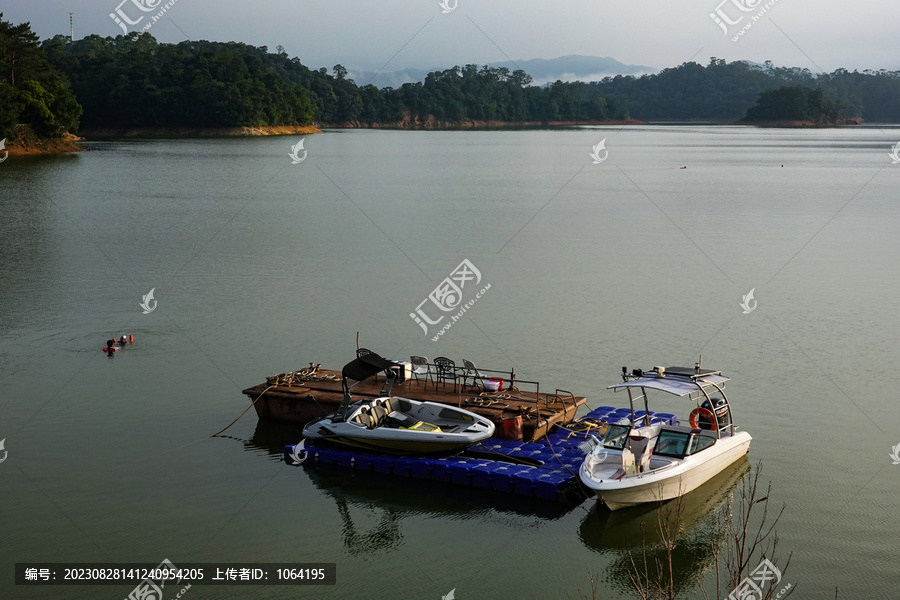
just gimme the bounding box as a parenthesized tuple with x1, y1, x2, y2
(2, 125, 899, 599)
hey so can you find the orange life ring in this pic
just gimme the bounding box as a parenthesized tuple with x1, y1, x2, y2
(689, 407, 717, 430)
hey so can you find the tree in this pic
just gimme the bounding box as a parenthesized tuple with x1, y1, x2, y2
(744, 86, 845, 124)
(0, 14, 81, 139)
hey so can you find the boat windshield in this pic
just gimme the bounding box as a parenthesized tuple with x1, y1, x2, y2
(602, 424, 631, 449)
(654, 430, 690, 458)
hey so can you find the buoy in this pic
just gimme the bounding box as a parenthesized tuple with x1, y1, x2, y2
(129, 334, 134, 343)
(689, 407, 717, 430)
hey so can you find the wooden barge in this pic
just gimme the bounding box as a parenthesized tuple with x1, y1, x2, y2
(242, 362, 588, 442)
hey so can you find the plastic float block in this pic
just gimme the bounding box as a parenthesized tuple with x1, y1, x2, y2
(487, 439, 522, 451)
(391, 458, 415, 478)
(491, 464, 534, 494)
(451, 460, 491, 486)
(332, 450, 355, 468)
(431, 457, 471, 483)
(353, 454, 377, 472)
(531, 452, 557, 465)
(471, 462, 509, 490)
(535, 472, 570, 501)
(512, 443, 545, 455)
(560, 447, 588, 458)
(513, 467, 547, 497)
(586, 406, 617, 418)
(654, 413, 678, 426)
(410, 459, 433, 480)
(370, 454, 394, 475)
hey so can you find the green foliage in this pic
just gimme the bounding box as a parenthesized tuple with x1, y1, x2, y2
(587, 58, 900, 122)
(0, 13, 81, 139)
(744, 86, 845, 123)
(43, 35, 627, 129)
(44, 35, 315, 128)
(0, 81, 23, 138)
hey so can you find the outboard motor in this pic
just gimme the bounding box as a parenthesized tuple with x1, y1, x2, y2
(699, 397, 731, 429)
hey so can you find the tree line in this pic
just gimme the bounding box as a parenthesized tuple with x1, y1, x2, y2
(585, 58, 900, 122)
(39, 33, 628, 130)
(4, 12, 900, 142)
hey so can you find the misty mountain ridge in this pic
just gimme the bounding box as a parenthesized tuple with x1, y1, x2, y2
(346, 55, 655, 88)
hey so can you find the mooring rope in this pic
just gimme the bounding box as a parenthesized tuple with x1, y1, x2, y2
(210, 384, 276, 437)
(266, 364, 338, 387)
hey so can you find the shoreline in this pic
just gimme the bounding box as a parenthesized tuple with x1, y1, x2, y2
(11, 118, 880, 156)
(77, 124, 324, 139)
(316, 118, 643, 129)
(738, 117, 863, 128)
(6, 132, 86, 157)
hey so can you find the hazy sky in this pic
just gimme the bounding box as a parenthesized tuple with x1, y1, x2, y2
(5, 0, 899, 75)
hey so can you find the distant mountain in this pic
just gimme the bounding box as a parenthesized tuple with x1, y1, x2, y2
(496, 55, 656, 85)
(346, 55, 655, 89)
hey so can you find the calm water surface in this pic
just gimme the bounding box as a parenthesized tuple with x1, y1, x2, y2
(2, 126, 899, 599)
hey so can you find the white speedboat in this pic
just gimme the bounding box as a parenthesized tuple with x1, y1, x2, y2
(579, 364, 752, 511)
(301, 352, 495, 454)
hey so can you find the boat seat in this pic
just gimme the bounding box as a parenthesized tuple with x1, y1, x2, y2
(379, 398, 394, 413)
(369, 405, 388, 428)
(627, 434, 653, 473)
(353, 410, 375, 428)
(622, 446, 636, 476)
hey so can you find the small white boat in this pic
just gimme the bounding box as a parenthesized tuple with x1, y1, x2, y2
(301, 351, 494, 454)
(303, 396, 495, 454)
(579, 364, 752, 511)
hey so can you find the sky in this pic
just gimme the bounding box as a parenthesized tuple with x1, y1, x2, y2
(4, 0, 899, 76)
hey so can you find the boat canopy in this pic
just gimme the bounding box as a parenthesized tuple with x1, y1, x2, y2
(342, 352, 396, 383)
(609, 372, 729, 397)
(334, 351, 399, 422)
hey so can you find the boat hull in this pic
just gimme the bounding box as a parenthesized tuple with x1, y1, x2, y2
(582, 432, 752, 511)
(302, 397, 495, 455)
(312, 435, 482, 455)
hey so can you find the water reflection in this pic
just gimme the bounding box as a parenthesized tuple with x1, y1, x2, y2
(579, 457, 750, 594)
(306, 467, 578, 556)
(246, 419, 303, 457)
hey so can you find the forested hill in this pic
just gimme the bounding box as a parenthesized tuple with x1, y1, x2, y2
(587, 58, 900, 122)
(41, 33, 628, 130)
(0, 14, 81, 141)
(743, 86, 855, 125)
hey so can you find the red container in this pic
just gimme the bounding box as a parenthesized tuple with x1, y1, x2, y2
(502, 416, 523, 440)
(484, 377, 504, 392)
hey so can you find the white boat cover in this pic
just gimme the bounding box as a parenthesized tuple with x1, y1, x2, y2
(608, 374, 730, 396)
